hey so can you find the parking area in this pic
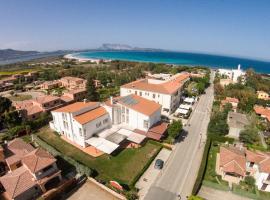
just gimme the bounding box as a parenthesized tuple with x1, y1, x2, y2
(135, 148, 172, 200)
(68, 178, 125, 200)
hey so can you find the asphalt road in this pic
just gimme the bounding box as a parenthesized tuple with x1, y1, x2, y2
(144, 71, 215, 200)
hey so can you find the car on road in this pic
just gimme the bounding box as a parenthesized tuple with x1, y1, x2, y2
(154, 159, 164, 169)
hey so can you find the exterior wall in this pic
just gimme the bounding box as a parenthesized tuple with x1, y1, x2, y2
(120, 87, 179, 115)
(14, 185, 41, 200)
(51, 110, 110, 147)
(258, 92, 269, 100)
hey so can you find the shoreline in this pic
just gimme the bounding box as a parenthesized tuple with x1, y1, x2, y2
(64, 52, 270, 74)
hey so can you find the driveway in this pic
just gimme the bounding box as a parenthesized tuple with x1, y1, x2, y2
(198, 186, 252, 200)
(68, 179, 124, 200)
(136, 149, 172, 200)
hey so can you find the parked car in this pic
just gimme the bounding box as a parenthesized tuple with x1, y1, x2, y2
(154, 159, 164, 170)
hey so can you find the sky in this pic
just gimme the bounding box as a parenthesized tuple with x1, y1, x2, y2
(0, 0, 270, 60)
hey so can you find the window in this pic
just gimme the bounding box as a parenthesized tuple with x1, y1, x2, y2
(143, 120, 149, 129)
(135, 91, 137, 95)
(152, 94, 156, 99)
(84, 129, 86, 137)
(79, 128, 82, 136)
(103, 118, 109, 124)
(139, 92, 142, 96)
(96, 122, 102, 128)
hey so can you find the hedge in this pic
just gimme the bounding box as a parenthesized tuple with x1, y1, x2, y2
(33, 134, 93, 176)
(192, 138, 212, 195)
(202, 180, 230, 191)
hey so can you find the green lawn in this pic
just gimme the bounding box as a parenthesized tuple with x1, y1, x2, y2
(36, 127, 161, 185)
(9, 94, 32, 101)
(204, 143, 229, 186)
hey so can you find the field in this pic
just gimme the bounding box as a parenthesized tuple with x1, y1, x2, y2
(8, 94, 32, 101)
(0, 68, 38, 76)
(36, 126, 161, 185)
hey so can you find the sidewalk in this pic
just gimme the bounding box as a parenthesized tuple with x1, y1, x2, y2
(135, 149, 172, 200)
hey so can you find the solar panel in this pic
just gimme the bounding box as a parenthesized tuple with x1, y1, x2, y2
(119, 95, 138, 105)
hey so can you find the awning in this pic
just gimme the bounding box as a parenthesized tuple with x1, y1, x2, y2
(86, 137, 119, 154)
(127, 132, 146, 144)
(179, 104, 192, 110)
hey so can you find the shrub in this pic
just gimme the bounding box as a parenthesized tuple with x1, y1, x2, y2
(244, 176, 255, 186)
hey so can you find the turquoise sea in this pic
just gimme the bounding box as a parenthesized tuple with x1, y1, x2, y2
(73, 51, 270, 74)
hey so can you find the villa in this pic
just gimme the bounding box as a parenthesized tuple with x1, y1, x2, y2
(50, 95, 167, 154)
(217, 144, 270, 192)
(14, 95, 64, 120)
(254, 106, 270, 123)
(221, 97, 239, 112)
(120, 72, 190, 115)
(257, 91, 270, 101)
(59, 76, 86, 90)
(0, 138, 62, 200)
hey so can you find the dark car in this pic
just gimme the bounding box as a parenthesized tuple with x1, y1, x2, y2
(154, 159, 164, 169)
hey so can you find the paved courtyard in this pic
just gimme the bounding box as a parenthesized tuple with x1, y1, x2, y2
(136, 148, 172, 200)
(68, 179, 124, 200)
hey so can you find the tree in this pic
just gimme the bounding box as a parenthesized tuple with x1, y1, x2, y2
(86, 74, 99, 101)
(3, 110, 22, 128)
(244, 176, 255, 186)
(168, 120, 183, 139)
(0, 96, 12, 114)
(239, 126, 259, 144)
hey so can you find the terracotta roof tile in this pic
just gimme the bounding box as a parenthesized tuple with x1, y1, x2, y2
(222, 97, 239, 104)
(121, 73, 190, 94)
(109, 94, 161, 116)
(53, 101, 98, 113)
(73, 106, 108, 125)
(0, 166, 37, 199)
(7, 138, 35, 158)
(220, 146, 246, 176)
(34, 95, 60, 104)
(22, 148, 56, 173)
(254, 106, 270, 122)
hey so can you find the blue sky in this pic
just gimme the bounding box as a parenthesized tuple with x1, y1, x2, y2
(0, 0, 270, 60)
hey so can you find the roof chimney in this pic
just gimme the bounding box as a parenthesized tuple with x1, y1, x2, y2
(83, 99, 87, 104)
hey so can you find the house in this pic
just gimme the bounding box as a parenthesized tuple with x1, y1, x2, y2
(218, 146, 246, 182)
(218, 64, 246, 83)
(40, 80, 61, 90)
(227, 112, 250, 138)
(0, 138, 62, 200)
(219, 78, 234, 87)
(217, 145, 270, 192)
(257, 91, 270, 101)
(61, 88, 87, 103)
(254, 106, 270, 123)
(24, 72, 39, 83)
(50, 95, 167, 154)
(120, 73, 190, 115)
(59, 76, 86, 90)
(14, 95, 63, 120)
(221, 97, 239, 112)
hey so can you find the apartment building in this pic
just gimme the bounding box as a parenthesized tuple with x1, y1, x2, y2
(0, 138, 62, 200)
(120, 73, 190, 115)
(59, 76, 86, 90)
(257, 91, 270, 101)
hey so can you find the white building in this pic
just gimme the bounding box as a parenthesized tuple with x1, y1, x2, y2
(120, 73, 190, 115)
(218, 64, 246, 83)
(246, 150, 270, 192)
(50, 95, 167, 154)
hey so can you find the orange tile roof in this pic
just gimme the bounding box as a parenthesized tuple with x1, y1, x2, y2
(7, 138, 35, 158)
(121, 73, 190, 94)
(110, 94, 161, 116)
(0, 166, 37, 199)
(60, 76, 84, 82)
(254, 106, 270, 122)
(220, 146, 246, 176)
(222, 97, 239, 104)
(53, 101, 98, 113)
(74, 106, 108, 125)
(65, 88, 86, 94)
(34, 95, 60, 104)
(246, 150, 266, 163)
(22, 148, 56, 173)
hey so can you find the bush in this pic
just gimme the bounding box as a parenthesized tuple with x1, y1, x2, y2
(244, 176, 255, 186)
(192, 138, 212, 195)
(168, 120, 183, 139)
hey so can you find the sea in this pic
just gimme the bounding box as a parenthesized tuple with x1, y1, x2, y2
(73, 51, 270, 74)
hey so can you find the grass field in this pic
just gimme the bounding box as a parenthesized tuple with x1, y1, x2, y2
(36, 126, 161, 185)
(8, 94, 32, 101)
(0, 69, 38, 76)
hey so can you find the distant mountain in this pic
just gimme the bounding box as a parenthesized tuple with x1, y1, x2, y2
(98, 43, 164, 51)
(0, 49, 40, 61)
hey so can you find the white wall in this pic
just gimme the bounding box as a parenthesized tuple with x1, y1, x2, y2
(120, 87, 180, 115)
